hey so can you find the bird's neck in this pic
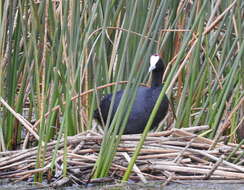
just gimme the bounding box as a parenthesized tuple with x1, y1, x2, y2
(151, 71, 163, 87)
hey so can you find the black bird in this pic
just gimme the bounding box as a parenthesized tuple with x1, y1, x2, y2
(93, 54, 169, 134)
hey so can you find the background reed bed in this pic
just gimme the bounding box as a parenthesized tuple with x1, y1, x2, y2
(0, 0, 243, 183)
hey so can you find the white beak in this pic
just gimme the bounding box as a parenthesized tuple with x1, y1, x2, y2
(148, 64, 156, 72)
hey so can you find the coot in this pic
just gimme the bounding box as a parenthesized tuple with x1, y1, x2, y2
(93, 54, 169, 134)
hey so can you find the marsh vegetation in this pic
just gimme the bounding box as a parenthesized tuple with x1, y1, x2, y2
(0, 0, 243, 186)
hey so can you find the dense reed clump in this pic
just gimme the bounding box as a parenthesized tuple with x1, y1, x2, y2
(0, 0, 243, 183)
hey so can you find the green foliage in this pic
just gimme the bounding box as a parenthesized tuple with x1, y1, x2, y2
(0, 0, 243, 182)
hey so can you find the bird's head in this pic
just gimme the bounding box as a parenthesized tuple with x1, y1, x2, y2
(149, 54, 164, 72)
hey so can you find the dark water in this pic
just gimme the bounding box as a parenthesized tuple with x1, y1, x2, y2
(1, 180, 244, 190)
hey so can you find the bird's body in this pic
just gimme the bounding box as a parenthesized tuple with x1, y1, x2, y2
(93, 55, 169, 134)
(94, 86, 168, 134)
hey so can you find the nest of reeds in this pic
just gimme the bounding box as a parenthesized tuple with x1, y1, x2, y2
(0, 126, 244, 187)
